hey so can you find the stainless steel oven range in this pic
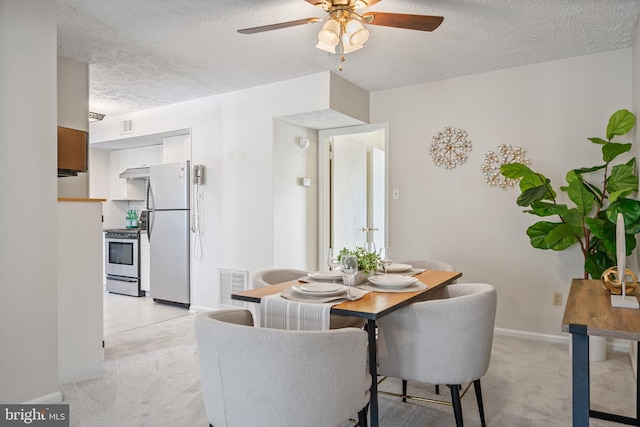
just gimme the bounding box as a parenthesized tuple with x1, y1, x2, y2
(104, 229, 144, 297)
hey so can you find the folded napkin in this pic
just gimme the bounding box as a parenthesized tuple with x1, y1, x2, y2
(259, 287, 367, 331)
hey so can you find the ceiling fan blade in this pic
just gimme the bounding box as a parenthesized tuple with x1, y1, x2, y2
(362, 12, 443, 32)
(238, 17, 320, 34)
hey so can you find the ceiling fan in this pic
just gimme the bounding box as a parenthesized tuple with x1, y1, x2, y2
(238, 0, 443, 70)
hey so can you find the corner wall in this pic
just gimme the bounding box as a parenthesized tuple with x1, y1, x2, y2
(371, 49, 632, 337)
(0, 0, 60, 403)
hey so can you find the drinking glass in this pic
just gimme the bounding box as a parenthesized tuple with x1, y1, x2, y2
(364, 241, 377, 254)
(379, 247, 392, 275)
(340, 254, 359, 300)
(327, 248, 340, 271)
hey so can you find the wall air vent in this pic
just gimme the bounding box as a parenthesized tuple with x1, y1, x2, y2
(120, 119, 134, 134)
(219, 269, 248, 308)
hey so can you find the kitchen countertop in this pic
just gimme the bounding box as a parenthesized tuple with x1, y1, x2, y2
(58, 197, 107, 203)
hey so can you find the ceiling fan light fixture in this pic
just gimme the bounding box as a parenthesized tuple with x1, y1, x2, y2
(341, 33, 364, 53)
(345, 18, 369, 46)
(316, 18, 340, 52)
(353, 0, 368, 8)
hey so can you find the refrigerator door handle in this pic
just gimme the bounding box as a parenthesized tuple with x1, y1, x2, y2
(148, 210, 153, 242)
(146, 180, 154, 211)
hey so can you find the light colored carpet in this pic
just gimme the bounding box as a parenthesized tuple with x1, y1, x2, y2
(60, 296, 637, 426)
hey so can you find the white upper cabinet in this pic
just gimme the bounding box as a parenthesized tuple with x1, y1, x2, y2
(109, 149, 145, 201)
(127, 144, 163, 168)
(163, 135, 191, 163)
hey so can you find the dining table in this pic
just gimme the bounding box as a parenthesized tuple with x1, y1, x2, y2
(231, 268, 462, 427)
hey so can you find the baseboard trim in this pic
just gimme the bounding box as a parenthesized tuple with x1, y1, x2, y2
(24, 391, 63, 404)
(188, 305, 217, 313)
(495, 327, 632, 354)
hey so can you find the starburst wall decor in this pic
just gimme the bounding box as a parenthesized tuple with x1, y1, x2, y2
(481, 144, 530, 188)
(428, 126, 472, 169)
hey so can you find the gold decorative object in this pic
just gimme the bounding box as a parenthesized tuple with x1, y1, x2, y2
(481, 144, 530, 188)
(601, 267, 638, 295)
(429, 126, 472, 169)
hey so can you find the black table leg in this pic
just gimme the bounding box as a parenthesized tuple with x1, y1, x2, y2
(367, 319, 379, 427)
(570, 326, 589, 427)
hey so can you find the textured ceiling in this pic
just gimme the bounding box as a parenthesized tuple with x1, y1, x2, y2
(57, 0, 640, 119)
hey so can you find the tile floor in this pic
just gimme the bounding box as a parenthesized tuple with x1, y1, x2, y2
(102, 291, 191, 337)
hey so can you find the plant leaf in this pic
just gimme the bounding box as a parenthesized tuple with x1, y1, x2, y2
(607, 158, 638, 202)
(545, 223, 582, 250)
(517, 185, 549, 207)
(500, 163, 532, 179)
(527, 222, 578, 250)
(588, 137, 608, 145)
(606, 109, 636, 140)
(573, 165, 606, 174)
(585, 217, 608, 239)
(605, 198, 640, 225)
(526, 201, 568, 217)
(602, 142, 632, 163)
(564, 171, 595, 215)
(585, 250, 615, 279)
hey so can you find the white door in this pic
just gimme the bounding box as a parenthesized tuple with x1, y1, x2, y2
(318, 124, 389, 268)
(332, 139, 368, 250)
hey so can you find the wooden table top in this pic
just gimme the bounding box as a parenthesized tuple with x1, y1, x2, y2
(561, 278, 640, 340)
(232, 269, 462, 321)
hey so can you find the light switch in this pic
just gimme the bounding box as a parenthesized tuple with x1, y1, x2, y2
(299, 178, 311, 187)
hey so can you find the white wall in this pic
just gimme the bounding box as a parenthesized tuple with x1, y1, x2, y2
(57, 201, 104, 384)
(370, 49, 633, 336)
(91, 73, 336, 311)
(0, 0, 60, 403)
(57, 56, 89, 198)
(273, 121, 318, 270)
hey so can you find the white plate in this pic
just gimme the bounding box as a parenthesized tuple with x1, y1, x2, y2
(291, 284, 347, 297)
(307, 270, 342, 280)
(379, 263, 413, 273)
(368, 274, 418, 288)
(299, 282, 342, 293)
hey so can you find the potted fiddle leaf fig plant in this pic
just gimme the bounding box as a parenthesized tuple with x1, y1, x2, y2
(500, 109, 640, 279)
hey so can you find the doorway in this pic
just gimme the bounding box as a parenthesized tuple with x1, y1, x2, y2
(318, 123, 389, 268)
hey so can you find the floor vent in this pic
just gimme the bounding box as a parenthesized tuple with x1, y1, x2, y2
(219, 269, 248, 307)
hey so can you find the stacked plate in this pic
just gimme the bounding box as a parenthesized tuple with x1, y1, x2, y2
(291, 282, 347, 297)
(307, 270, 343, 281)
(378, 263, 413, 273)
(368, 274, 418, 289)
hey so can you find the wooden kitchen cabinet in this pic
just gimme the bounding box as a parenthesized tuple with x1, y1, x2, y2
(58, 126, 88, 172)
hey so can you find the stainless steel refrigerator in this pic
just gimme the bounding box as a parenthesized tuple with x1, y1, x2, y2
(147, 161, 190, 306)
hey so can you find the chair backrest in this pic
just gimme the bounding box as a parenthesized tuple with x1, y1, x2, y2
(194, 309, 370, 427)
(253, 268, 308, 288)
(377, 283, 497, 385)
(399, 259, 455, 271)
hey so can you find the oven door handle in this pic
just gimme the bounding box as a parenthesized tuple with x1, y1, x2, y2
(106, 275, 138, 283)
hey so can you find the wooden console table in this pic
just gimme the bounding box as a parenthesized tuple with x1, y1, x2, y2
(561, 278, 640, 426)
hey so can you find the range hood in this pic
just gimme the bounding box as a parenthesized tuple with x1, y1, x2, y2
(119, 167, 150, 179)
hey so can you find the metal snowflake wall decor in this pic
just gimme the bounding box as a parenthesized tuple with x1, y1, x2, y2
(429, 126, 472, 169)
(481, 144, 530, 188)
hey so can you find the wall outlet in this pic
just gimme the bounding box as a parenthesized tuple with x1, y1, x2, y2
(552, 291, 562, 306)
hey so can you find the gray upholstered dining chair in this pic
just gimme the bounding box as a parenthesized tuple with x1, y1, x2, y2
(253, 268, 365, 329)
(194, 309, 370, 427)
(376, 283, 497, 427)
(253, 268, 309, 288)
